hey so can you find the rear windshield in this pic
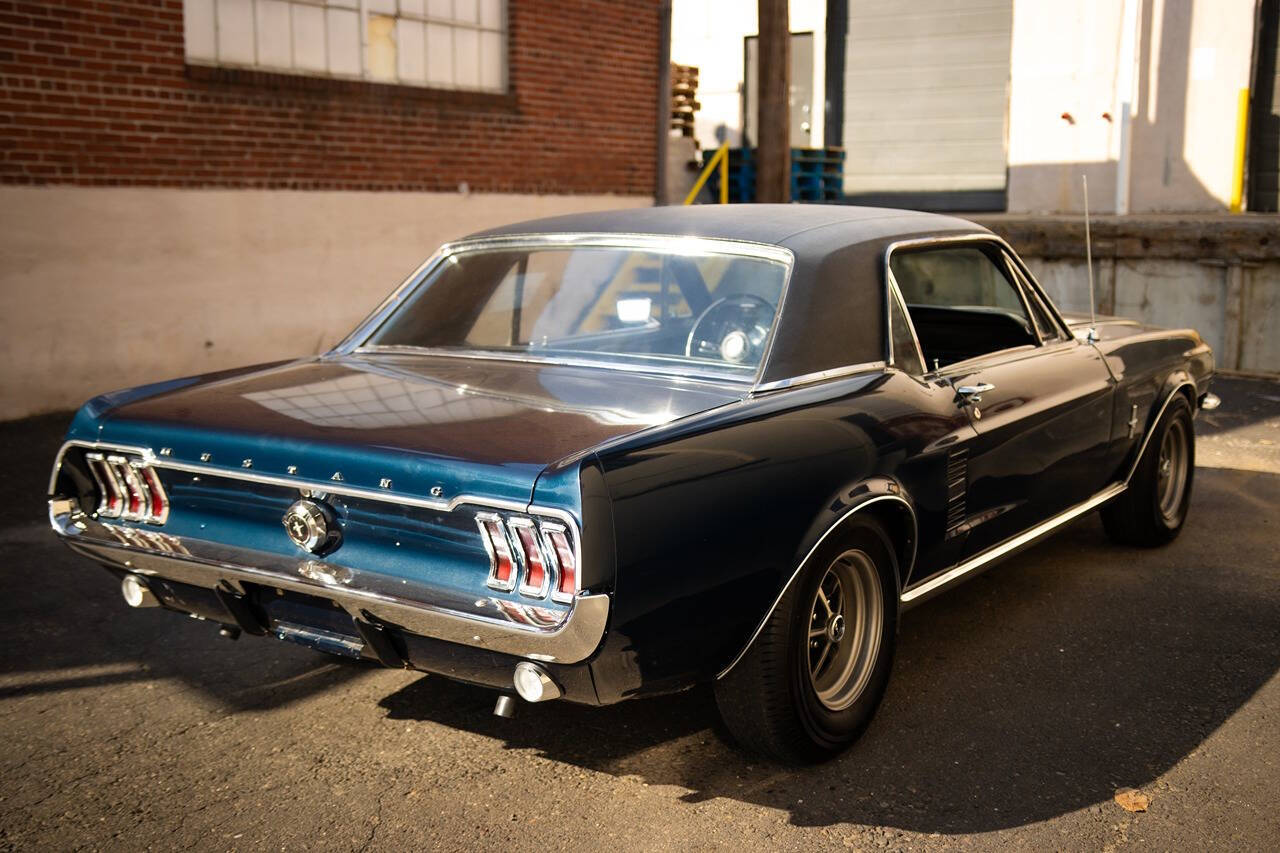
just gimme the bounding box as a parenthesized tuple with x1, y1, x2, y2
(364, 244, 790, 381)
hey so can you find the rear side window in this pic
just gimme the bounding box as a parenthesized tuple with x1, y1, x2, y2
(888, 287, 925, 375)
(890, 246, 1038, 370)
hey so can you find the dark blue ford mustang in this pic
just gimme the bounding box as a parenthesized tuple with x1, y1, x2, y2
(48, 206, 1217, 762)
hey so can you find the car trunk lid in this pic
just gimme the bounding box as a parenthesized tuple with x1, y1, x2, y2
(92, 353, 744, 507)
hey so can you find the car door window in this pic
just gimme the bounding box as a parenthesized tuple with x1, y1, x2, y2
(1003, 253, 1067, 342)
(890, 246, 1038, 370)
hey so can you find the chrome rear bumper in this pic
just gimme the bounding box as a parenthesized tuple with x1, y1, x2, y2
(49, 499, 610, 664)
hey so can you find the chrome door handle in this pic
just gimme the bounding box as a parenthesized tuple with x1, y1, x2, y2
(955, 382, 995, 404)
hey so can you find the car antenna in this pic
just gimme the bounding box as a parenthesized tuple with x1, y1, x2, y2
(1082, 174, 1098, 344)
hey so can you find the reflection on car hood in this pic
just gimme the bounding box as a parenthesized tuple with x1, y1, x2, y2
(91, 354, 744, 506)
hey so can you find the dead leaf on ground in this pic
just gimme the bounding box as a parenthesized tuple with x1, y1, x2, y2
(1114, 788, 1150, 812)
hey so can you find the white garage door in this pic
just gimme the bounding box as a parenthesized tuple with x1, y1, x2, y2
(842, 0, 1012, 204)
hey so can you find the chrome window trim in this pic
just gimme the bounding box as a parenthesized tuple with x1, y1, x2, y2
(333, 232, 796, 389)
(750, 361, 887, 394)
(883, 233, 1074, 347)
(717, 493, 918, 680)
(924, 341, 1064, 384)
(354, 345, 757, 386)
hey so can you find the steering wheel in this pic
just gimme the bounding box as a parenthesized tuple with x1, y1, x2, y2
(685, 294, 775, 366)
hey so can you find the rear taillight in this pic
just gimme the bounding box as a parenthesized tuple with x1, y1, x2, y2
(139, 465, 170, 525)
(84, 453, 124, 518)
(477, 513, 517, 592)
(476, 513, 579, 602)
(509, 519, 548, 598)
(83, 451, 169, 525)
(541, 524, 576, 604)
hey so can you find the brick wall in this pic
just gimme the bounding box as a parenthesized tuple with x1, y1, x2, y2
(0, 0, 659, 193)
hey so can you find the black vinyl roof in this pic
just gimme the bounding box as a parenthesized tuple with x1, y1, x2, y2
(467, 205, 994, 385)
(469, 204, 987, 255)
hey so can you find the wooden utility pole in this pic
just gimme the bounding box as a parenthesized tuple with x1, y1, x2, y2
(757, 0, 790, 203)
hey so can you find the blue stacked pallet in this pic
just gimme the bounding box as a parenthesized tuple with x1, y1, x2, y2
(708, 147, 845, 203)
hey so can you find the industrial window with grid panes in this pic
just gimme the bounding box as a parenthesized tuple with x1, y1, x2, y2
(182, 0, 506, 92)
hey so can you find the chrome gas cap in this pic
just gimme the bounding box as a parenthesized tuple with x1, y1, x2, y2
(282, 498, 341, 555)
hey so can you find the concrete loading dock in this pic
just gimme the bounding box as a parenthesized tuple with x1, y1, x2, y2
(975, 214, 1280, 376)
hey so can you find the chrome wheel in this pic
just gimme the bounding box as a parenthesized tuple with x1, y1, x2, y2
(806, 549, 883, 712)
(1156, 418, 1189, 524)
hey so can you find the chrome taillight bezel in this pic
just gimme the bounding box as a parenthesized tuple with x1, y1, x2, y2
(508, 517, 551, 599)
(83, 451, 169, 526)
(540, 521, 577, 604)
(477, 512, 579, 602)
(476, 512, 518, 593)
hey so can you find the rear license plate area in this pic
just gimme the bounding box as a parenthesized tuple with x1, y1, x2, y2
(250, 587, 366, 659)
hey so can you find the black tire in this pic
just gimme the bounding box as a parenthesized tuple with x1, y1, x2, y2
(714, 516, 898, 764)
(1101, 394, 1195, 547)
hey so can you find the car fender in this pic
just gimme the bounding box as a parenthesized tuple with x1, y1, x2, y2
(716, 477, 918, 680)
(1125, 371, 1197, 484)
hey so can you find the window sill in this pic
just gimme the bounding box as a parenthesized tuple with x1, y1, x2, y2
(184, 63, 518, 110)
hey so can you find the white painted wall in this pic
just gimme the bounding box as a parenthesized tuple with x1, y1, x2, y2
(0, 188, 649, 421)
(1007, 0, 1256, 213)
(670, 0, 827, 150)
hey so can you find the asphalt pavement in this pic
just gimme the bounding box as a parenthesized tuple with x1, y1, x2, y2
(1, 378, 1277, 851)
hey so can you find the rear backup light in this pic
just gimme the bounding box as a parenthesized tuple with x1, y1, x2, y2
(477, 513, 517, 592)
(509, 518, 549, 598)
(83, 451, 169, 526)
(541, 524, 577, 604)
(476, 512, 579, 602)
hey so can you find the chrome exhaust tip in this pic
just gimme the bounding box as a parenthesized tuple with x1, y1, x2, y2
(120, 574, 158, 608)
(493, 695, 518, 718)
(513, 661, 562, 703)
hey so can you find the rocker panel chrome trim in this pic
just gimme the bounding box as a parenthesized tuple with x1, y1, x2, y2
(898, 481, 1127, 608)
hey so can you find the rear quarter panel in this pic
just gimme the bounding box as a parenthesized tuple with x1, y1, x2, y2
(588, 370, 972, 702)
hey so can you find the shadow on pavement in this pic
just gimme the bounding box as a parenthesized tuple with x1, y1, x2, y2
(0, 409, 380, 712)
(0, 518, 374, 711)
(378, 466, 1280, 834)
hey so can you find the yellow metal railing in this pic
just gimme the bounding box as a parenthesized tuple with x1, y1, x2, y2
(683, 142, 729, 205)
(1230, 87, 1250, 214)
